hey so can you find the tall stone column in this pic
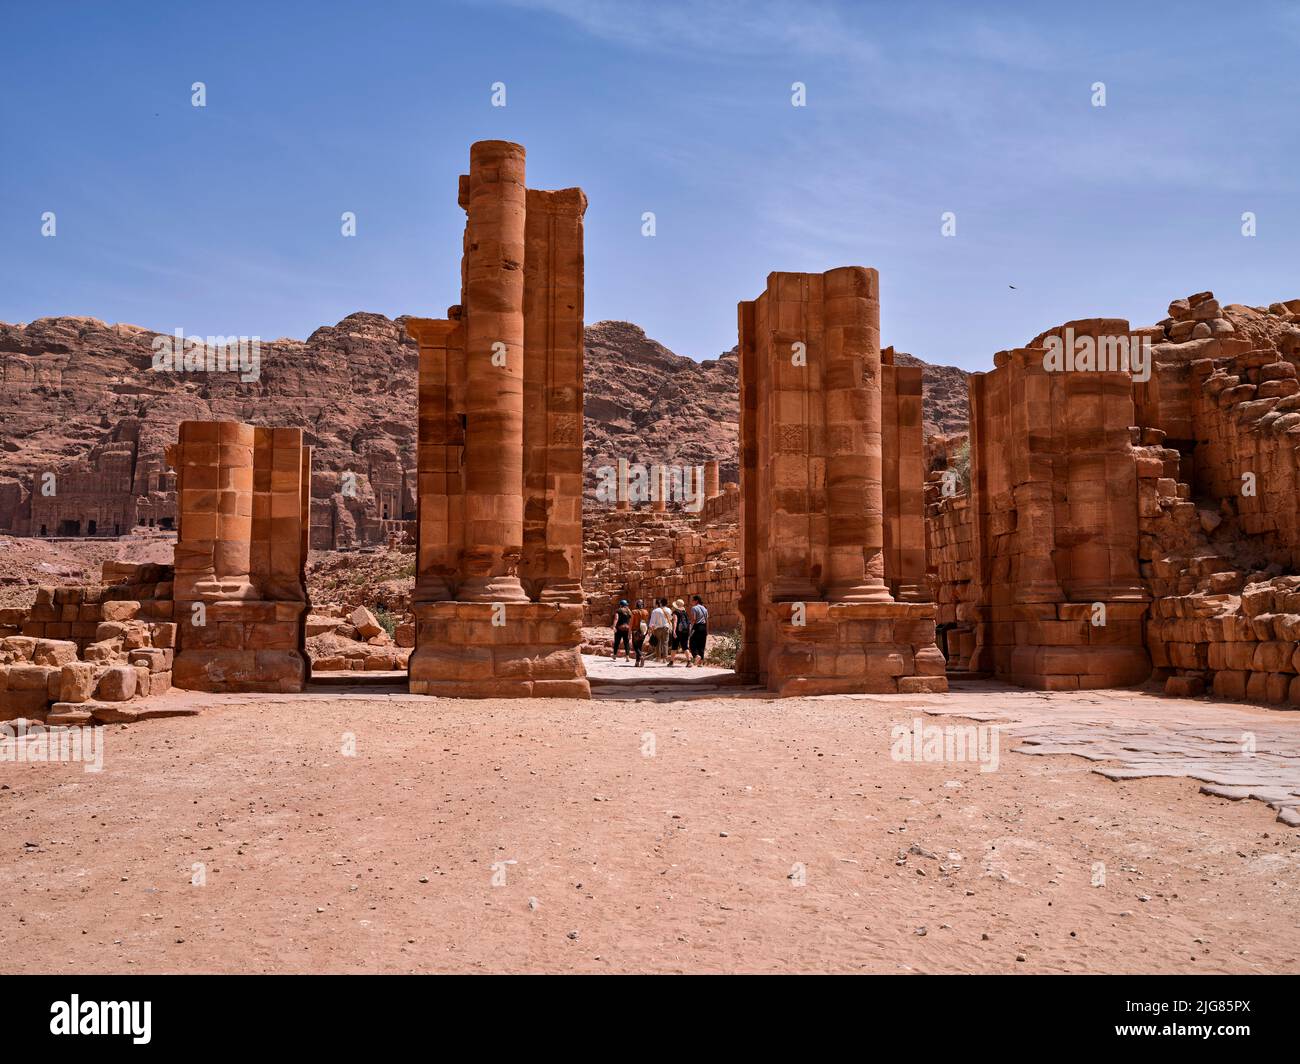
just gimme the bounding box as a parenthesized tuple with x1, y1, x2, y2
(736, 299, 762, 681)
(522, 186, 587, 603)
(173, 420, 257, 603)
(651, 464, 667, 512)
(767, 273, 821, 603)
(459, 140, 529, 603)
(407, 317, 465, 601)
(704, 460, 720, 499)
(822, 266, 891, 602)
(1011, 351, 1064, 603)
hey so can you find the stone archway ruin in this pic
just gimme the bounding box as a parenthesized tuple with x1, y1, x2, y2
(140, 138, 947, 700)
(395, 139, 946, 698)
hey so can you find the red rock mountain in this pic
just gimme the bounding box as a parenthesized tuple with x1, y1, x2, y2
(0, 313, 968, 541)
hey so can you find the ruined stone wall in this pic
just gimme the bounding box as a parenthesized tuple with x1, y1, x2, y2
(1135, 294, 1300, 703)
(0, 561, 178, 723)
(925, 493, 976, 669)
(928, 291, 1300, 701)
(582, 506, 740, 629)
(698, 480, 739, 527)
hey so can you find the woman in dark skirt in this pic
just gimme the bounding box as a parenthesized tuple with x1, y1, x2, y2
(688, 594, 709, 666)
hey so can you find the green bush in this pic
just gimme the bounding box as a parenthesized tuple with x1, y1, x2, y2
(705, 628, 740, 669)
(373, 606, 398, 638)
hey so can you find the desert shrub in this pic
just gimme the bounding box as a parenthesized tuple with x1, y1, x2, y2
(705, 628, 740, 669)
(373, 605, 398, 638)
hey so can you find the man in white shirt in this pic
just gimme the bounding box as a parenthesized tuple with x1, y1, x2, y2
(649, 599, 672, 664)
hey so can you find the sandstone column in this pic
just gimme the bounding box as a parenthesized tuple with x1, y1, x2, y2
(1011, 351, 1064, 603)
(459, 140, 529, 602)
(767, 273, 821, 602)
(651, 464, 667, 512)
(736, 298, 762, 681)
(822, 266, 891, 602)
(522, 187, 587, 603)
(704, 460, 720, 499)
(407, 317, 465, 601)
(173, 421, 257, 603)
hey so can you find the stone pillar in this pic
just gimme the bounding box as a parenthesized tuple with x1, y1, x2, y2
(172, 420, 307, 694)
(251, 426, 308, 603)
(459, 140, 528, 603)
(405, 140, 589, 700)
(736, 268, 944, 696)
(823, 266, 890, 602)
(766, 273, 821, 603)
(407, 317, 465, 601)
(736, 299, 762, 682)
(651, 464, 667, 512)
(173, 421, 256, 603)
(615, 457, 631, 511)
(882, 354, 927, 602)
(522, 187, 587, 603)
(1010, 351, 1065, 604)
(704, 460, 720, 499)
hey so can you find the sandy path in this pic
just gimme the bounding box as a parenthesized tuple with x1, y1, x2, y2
(2, 684, 1298, 973)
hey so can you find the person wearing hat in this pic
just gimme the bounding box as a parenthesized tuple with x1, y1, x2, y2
(670, 598, 691, 665)
(611, 599, 632, 661)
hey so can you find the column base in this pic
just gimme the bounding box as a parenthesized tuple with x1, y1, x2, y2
(409, 601, 590, 699)
(759, 601, 948, 697)
(173, 600, 307, 693)
(456, 574, 531, 603)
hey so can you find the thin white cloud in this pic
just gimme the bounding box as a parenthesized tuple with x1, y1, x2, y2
(498, 0, 879, 61)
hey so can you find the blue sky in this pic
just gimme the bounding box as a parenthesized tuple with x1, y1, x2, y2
(2, 0, 1298, 370)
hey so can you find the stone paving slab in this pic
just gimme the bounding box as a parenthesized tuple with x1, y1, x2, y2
(916, 681, 1300, 826)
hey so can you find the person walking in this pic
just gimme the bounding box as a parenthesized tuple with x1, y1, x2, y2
(630, 599, 648, 667)
(649, 598, 672, 665)
(688, 594, 709, 666)
(612, 599, 632, 661)
(671, 598, 691, 666)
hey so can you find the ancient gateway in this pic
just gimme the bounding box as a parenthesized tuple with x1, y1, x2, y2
(149, 138, 946, 701)
(11, 141, 1300, 719)
(393, 140, 944, 698)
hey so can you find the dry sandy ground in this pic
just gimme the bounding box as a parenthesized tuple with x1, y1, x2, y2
(2, 682, 1299, 974)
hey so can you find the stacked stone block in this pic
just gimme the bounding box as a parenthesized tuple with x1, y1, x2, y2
(736, 268, 946, 696)
(0, 562, 178, 723)
(405, 141, 589, 698)
(963, 324, 1152, 690)
(170, 421, 310, 693)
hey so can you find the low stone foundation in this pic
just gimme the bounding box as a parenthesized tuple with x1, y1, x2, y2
(758, 601, 949, 697)
(408, 602, 590, 699)
(173, 600, 308, 693)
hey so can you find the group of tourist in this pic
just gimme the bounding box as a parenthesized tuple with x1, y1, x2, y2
(611, 595, 709, 667)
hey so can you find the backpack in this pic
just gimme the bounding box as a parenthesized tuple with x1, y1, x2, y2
(675, 610, 690, 638)
(616, 607, 631, 631)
